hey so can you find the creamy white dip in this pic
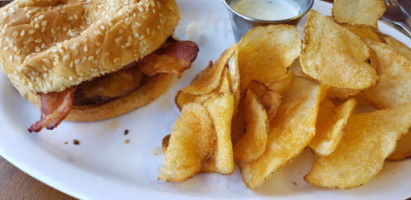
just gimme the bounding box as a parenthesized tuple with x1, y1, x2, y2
(231, 0, 299, 21)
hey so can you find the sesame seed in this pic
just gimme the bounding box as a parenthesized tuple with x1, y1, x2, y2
(142, 15, 147, 19)
(42, 58, 50, 63)
(12, 31, 18, 37)
(74, 59, 80, 64)
(41, 21, 48, 27)
(81, 56, 87, 63)
(84, 45, 88, 52)
(113, 58, 120, 63)
(100, 25, 105, 30)
(38, 15, 45, 20)
(27, 37, 33, 43)
(34, 39, 42, 43)
(29, 30, 35, 35)
(41, 43, 46, 49)
(80, 26, 85, 30)
(63, 55, 69, 61)
(51, 49, 57, 53)
(51, 29, 56, 34)
(35, 47, 40, 52)
(125, 18, 131, 25)
(88, 56, 94, 61)
(74, 14, 79, 20)
(68, 16, 73, 21)
(20, 30, 25, 36)
(81, 38, 87, 43)
(73, 49, 79, 56)
(41, 27, 46, 33)
(34, 24, 40, 29)
(95, 49, 101, 55)
(138, 6, 144, 12)
(63, 26, 68, 31)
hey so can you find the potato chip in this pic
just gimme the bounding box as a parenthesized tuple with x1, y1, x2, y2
(267, 70, 295, 94)
(239, 77, 326, 190)
(388, 129, 411, 161)
(342, 24, 384, 42)
(326, 87, 361, 100)
(305, 102, 411, 189)
(248, 80, 281, 121)
(202, 93, 235, 174)
(383, 34, 411, 61)
(234, 90, 269, 163)
(332, 0, 386, 28)
(289, 60, 312, 80)
(300, 10, 377, 89)
(309, 98, 356, 156)
(237, 25, 301, 92)
(231, 100, 246, 144)
(159, 103, 216, 182)
(364, 41, 411, 109)
(181, 44, 237, 95)
(162, 134, 170, 154)
(229, 49, 241, 109)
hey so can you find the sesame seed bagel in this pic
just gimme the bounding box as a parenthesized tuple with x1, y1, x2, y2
(0, 0, 180, 97)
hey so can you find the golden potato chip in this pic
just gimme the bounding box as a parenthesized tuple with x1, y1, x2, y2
(388, 129, 411, 161)
(332, 0, 386, 28)
(326, 87, 361, 100)
(175, 67, 232, 110)
(267, 70, 295, 94)
(289, 60, 312, 80)
(383, 34, 411, 61)
(234, 90, 269, 163)
(239, 77, 326, 190)
(182, 44, 237, 95)
(248, 80, 281, 122)
(309, 98, 357, 156)
(342, 24, 384, 42)
(300, 10, 377, 89)
(229, 49, 241, 109)
(201, 93, 235, 174)
(162, 134, 170, 154)
(364, 41, 411, 109)
(159, 103, 216, 182)
(231, 100, 246, 144)
(238, 25, 301, 92)
(305, 102, 411, 189)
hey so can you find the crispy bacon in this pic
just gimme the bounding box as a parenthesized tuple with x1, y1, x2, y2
(28, 87, 76, 133)
(28, 40, 199, 132)
(138, 40, 199, 78)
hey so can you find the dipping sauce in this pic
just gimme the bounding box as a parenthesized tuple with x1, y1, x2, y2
(231, 0, 300, 21)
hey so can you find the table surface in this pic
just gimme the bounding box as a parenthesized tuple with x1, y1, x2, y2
(0, 156, 75, 199)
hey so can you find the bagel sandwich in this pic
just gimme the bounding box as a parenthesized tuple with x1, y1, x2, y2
(0, 0, 199, 132)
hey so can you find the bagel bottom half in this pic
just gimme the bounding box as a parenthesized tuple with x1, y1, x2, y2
(66, 73, 174, 122)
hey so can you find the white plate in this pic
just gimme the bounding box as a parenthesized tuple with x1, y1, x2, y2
(0, 0, 410, 199)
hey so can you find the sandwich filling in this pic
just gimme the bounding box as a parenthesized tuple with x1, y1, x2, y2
(29, 39, 199, 133)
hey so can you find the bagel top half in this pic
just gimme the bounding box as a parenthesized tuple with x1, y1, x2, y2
(0, 0, 180, 104)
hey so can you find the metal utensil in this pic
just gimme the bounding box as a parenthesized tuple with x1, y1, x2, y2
(397, 0, 411, 20)
(382, 0, 411, 37)
(0, 0, 12, 7)
(222, 0, 313, 42)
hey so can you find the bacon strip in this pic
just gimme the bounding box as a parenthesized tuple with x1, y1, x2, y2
(138, 40, 199, 78)
(28, 87, 76, 133)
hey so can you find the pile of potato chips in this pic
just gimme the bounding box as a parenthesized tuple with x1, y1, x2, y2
(159, 0, 411, 191)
